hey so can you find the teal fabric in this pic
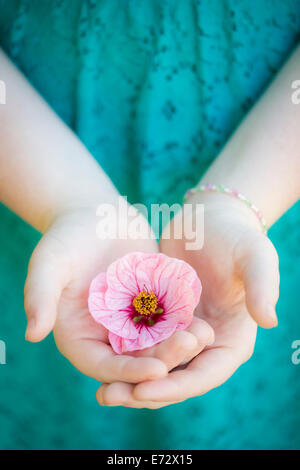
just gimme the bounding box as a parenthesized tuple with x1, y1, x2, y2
(0, 0, 300, 450)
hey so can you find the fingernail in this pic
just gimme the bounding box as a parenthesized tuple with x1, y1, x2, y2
(105, 403, 124, 407)
(25, 317, 36, 340)
(97, 386, 107, 406)
(266, 305, 278, 327)
(97, 395, 104, 405)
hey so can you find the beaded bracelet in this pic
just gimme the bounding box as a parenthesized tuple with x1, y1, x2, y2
(183, 183, 268, 235)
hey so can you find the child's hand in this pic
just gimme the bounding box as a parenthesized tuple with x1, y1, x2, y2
(24, 203, 212, 385)
(96, 193, 279, 407)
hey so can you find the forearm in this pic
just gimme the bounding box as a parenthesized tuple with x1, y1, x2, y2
(200, 44, 300, 227)
(0, 49, 118, 233)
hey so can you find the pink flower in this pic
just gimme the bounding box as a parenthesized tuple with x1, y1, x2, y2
(88, 252, 201, 354)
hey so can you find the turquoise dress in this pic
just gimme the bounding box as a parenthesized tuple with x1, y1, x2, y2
(0, 0, 299, 450)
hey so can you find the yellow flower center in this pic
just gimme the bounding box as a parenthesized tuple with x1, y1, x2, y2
(132, 291, 158, 316)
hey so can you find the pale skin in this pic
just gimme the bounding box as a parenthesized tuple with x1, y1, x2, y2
(0, 49, 214, 390)
(0, 45, 299, 408)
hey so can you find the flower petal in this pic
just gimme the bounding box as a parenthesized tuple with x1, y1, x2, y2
(88, 272, 138, 339)
(109, 319, 177, 353)
(99, 310, 138, 339)
(108, 331, 123, 354)
(88, 252, 202, 353)
(89, 272, 107, 295)
(105, 252, 153, 309)
(106, 252, 153, 295)
(88, 272, 112, 319)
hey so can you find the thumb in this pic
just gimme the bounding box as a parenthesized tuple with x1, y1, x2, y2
(24, 237, 69, 342)
(235, 231, 280, 329)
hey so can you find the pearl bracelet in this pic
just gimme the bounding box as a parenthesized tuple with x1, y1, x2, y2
(183, 183, 268, 235)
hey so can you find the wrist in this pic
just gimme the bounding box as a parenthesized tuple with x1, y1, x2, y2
(42, 187, 121, 234)
(184, 190, 265, 234)
(44, 194, 156, 244)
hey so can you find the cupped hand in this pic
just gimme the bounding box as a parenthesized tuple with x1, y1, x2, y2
(24, 202, 212, 385)
(97, 193, 279, 407)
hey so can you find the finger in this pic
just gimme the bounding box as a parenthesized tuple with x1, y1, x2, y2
(132, 317, 215, 371)
(235, 232, 280, 328)
(133, 347, 239, 403)
(55, 337, 168, 384)
(24, 238, 69, 342)
(97, 382, 174, 409)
